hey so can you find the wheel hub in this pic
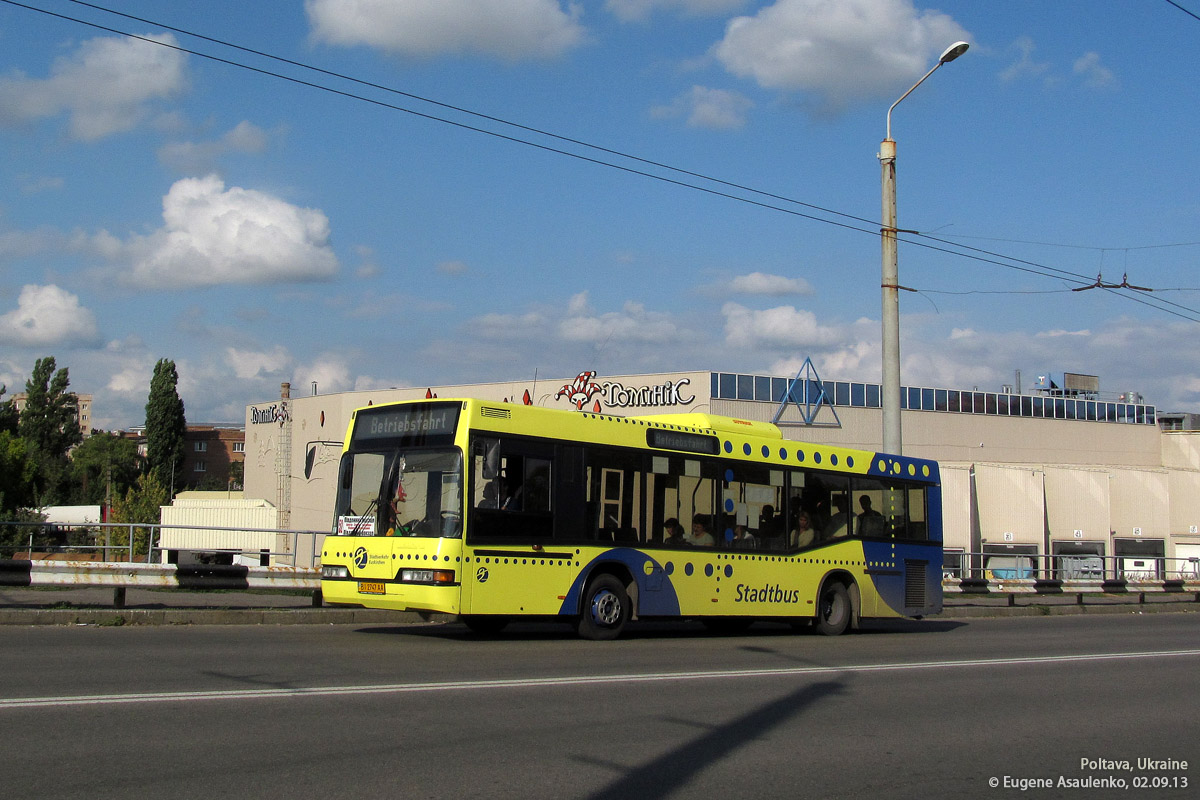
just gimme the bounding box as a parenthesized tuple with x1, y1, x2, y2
(590, 589, 621, 626)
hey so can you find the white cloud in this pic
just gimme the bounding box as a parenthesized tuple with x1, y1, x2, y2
(722, 302, 843, 349)
(102, 342, 160, 398)
(713, 0, 970, 110)
(306, 0, 584, 60)
(122, 176, 338, 289)
(1036, 328, 1091, 338)
(999, 36, 1050, 84)
(651, 85, 754, 129)
(0, 284, 99, 346)
(294, 355, 353, 394)
(225, 346, 293, 381)
(560, 300, 681, 344)
(606, 0, 748, 22)
(728, 272, 813, 296)
(475, 311, 550, 341)
(567, 291, 590, 315)
(18, 175, 65, 195)
(437, 260, 468, 275)
(158, 121, 271, 173)
(1073, 52, 1115, 89)
(0, 33, 186, 140)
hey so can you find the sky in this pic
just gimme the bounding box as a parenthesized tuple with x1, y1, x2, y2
(1, 0, 1198, 431)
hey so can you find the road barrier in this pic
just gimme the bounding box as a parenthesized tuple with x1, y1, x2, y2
(943, 575, 1200, 606)
(0, 559, 321, 608)
(4, 558, 1199, 610)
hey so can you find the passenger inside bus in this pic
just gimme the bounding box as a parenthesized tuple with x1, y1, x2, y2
(790, 511, 816, 549)
(685, 514, 715, 547)
(663, 518, 686, 546)
(824, 496, 850, 540)
(857, 495, 885, 537)
(730, 524, 756, 549)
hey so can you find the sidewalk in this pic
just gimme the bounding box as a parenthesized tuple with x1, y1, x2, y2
(1, 585, 1196, 626)
(0, 586, 426, 626)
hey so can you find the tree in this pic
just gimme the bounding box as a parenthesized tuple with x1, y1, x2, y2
(0, 432, 38, 553)
(145, 359, 186, 496)
(0, 432, 34, 514)
(68, 432, 144, 506)
(0, 384, 18, 435)
(18, 356, 81, 506)
(109, 472, 169, 557)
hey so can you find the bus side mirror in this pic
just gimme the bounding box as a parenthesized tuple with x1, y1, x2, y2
(477, 439, 500, 480)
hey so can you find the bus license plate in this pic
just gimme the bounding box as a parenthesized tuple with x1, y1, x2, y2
(358, 581, 386, 595)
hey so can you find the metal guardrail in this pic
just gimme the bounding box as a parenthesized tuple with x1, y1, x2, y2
(0, 521, 329, 568)
(942, 550, 1200, 582)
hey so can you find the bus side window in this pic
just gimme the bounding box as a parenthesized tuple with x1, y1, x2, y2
(523, 459, 551, 512)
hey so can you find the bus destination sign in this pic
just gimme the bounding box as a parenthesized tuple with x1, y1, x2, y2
(356, 404, 460, 441)
(646, 428, 719, 455)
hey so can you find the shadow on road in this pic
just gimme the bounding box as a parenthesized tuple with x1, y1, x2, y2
(354, 616, 968, 640)
(581, 679, 846, 799)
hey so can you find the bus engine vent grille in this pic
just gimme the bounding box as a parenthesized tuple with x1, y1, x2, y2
(481, 407, 512, 419)
(904, 560, 927, 608)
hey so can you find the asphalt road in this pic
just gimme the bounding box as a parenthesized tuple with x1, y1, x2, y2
(1, 613, 1197, 800)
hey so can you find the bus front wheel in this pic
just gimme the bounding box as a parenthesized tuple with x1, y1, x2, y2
(576, 574, 630, 641)
(814, 581, 852, 636)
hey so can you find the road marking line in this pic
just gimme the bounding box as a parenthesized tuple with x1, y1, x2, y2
(4, 649, 1199, 710)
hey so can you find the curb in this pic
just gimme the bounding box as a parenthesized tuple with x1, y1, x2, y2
(939, 602, 1200, 620)
(0, 607, 451, 627)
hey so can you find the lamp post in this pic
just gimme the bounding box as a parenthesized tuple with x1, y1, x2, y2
(879, 40, 969, 456)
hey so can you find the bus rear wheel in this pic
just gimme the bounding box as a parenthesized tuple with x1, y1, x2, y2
(814, 581, 852, 636)
(576, 574, 630, 640)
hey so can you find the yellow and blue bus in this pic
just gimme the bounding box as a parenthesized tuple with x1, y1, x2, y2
(319, 398, 942, 639)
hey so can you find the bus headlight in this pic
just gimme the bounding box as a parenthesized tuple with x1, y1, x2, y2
(399, 569, 456, 585)
(322, 565, 350, 579)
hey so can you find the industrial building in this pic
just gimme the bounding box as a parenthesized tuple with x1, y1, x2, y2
(239, 370, 1200, 577)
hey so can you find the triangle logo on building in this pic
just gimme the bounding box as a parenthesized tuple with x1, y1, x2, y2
(771, 357, 842, 428)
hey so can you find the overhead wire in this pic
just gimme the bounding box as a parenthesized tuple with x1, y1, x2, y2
(5, 0, 1200, 323)
(1164, 0, 1200, 23)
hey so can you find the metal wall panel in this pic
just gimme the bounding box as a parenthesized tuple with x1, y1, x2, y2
(1167, 471, 1200, 536)
(1044, 466, 1110, 543)
(1108, 468, 1169, 539)
(974, 463, 1045, 546)
(938, 464, 973, 551)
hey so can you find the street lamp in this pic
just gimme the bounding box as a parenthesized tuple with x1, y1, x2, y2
(879, 41, 969, 456)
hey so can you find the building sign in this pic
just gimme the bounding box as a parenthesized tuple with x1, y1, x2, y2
(250, 403, 288, 425)
(555, 371, 695, 413)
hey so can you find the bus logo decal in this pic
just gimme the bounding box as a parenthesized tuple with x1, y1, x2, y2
(476, 567, 489, 583)
(353, 547, 368, 569)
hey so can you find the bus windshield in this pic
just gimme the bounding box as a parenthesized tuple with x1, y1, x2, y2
(334, 447, 463, 538)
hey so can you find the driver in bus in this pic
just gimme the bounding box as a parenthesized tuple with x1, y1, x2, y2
(384, 478, 407, 536)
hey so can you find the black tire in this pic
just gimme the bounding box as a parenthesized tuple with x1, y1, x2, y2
(814, 581, 852, 636)
(576, 574, 630, 640)
(462, 615, 509, 636)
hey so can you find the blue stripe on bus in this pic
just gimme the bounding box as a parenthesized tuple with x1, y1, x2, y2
(558, 548, 681, 617)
